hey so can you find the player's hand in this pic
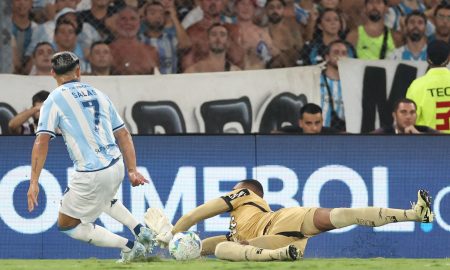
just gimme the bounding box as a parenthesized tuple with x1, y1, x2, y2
(128, 170, 149, 187)
(404, 125, 420, 134)
(156, 231, 174, 248)
(27, 181, 39, 212)
(144, 208, 174, 235)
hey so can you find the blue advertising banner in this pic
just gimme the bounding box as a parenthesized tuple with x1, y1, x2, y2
(0, 135, 449, 259)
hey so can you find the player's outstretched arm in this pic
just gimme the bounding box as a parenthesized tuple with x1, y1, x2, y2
(114, 127, 148, 186)
(28, 133, 51, 212)
(173, 198, 230, 233)
(156, 198, 230, 246)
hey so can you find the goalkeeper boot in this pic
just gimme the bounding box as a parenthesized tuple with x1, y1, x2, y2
(137, 226, 157, 254)
(413, 189, 434, 223)
(119, 241, 146, 263)
(277, 245, 303, 261)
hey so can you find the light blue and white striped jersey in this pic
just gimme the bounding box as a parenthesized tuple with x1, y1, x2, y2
(320, 76, 345, 128)
(37, 80, 124, 172)
(387, 45, 427, 61)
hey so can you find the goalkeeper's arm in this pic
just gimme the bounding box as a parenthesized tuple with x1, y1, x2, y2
(172, 198, 229, 233)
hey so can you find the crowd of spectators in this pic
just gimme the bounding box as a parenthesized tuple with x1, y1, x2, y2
(5, 0, 450, 135)
(9, 0, 450, 76)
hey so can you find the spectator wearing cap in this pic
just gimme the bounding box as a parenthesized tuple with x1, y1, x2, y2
(388, 10, 428, 61)
(181, 0, 244, 71)
(140, 0, 191, 74)
(109, 6, 160, 75)
(12, 0, 38, 74)
(406, 40, 450, 134)
(29, 41, 55, 75)
(25, 6, 100, 62)
(347, 0, 397, 60)
(8, 90, 50, 135)
(232, 0, 280, 70)
(265, 0, 304, 68)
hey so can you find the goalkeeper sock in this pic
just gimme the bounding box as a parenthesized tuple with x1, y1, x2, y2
(329, 207, 417, 228)
(104, 199, 139, 235)
(60, 223, 131, 252)
(215, 242, 295, 261)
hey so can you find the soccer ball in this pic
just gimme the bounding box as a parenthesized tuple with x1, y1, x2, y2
(169, 231, 202, 261)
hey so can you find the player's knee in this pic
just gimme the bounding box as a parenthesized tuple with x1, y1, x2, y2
(58, 223, 93, 242)
(57, 212, 81, 228)
(313, 208, 334, 231)
(214, 241, 233, 259)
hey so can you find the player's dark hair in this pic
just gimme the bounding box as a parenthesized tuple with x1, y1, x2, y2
(32, 90, 50, 106)
(300, 103, 322, 119)
(393, 98, 417, 112)
(239, 179, 264, 197)
(51, 51, 80, 75)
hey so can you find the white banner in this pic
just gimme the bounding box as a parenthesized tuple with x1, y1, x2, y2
(0, 66, 321, 134)
(339, 59, 429, 133)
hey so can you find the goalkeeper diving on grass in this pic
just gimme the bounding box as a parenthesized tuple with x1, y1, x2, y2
(145, 179, 434, 261)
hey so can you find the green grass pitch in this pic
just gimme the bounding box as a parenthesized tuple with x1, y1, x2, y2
(1, 258, 449, 270)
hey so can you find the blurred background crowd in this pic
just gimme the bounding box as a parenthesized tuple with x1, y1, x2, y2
(1, 0, 449, 76)
(1, 0, 449, 135)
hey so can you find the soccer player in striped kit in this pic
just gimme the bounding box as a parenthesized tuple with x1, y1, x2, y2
(27, 51, 154, 262)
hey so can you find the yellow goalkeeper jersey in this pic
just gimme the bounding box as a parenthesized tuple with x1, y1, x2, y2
(406, 67, 450, 133)
(221, 188, 273, 241)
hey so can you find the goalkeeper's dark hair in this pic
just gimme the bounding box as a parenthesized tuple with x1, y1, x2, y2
(239, 179, 264, 197)
(51, 51, 80, 75)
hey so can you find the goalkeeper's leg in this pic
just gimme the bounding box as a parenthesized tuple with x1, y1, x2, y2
(302, 190, 433, 235)
(215, 241, 301, 261)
